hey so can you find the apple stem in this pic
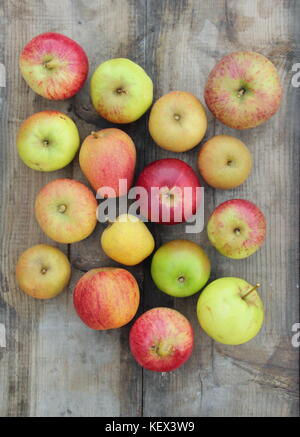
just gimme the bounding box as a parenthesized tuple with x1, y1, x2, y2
(242, 283, 260, 299)
(91, 131, 98, 138)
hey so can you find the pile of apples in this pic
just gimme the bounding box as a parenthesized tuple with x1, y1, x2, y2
(15, 32, 282, 372)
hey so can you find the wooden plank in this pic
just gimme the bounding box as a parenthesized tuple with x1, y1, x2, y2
(142, 0, 299, 417)
(68, 0, 146, 418)
(0, 0, 73, 417)
(0, 0, 298, 417)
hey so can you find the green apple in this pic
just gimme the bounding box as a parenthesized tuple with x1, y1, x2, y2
(90, 58, 153, 123)
(151, 239, 211, 297)
(197, 277, 264, 345)
(17, 111, 80, 171)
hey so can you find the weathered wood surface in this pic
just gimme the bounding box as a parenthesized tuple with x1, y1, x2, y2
(0, 0, 299, 417)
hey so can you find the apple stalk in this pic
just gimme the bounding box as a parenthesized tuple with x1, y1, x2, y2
(242, 283, 260, 300)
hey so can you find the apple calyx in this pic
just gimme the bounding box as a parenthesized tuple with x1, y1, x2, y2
(160, 186, 181, 207)
(115, 87, 126, 95)
(242, 283, 260, 300)
(40, 267, 47, 275)
(57, 204, 67, 214)
(42, 140, 49, 147)
(43, 58, 60, 71)
(237, 87, 246, 98)
(234, 227, 241, 235)
(177, 275, 185, 283)
(151, 340, 174, 357)
(173, 113, 181, 121)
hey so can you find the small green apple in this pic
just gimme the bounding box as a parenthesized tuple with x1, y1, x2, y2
(197, 277, 264, 345)
(90, 58, 153, 123)
(17, 111, 80, 171)
(151, 239, 211, 297)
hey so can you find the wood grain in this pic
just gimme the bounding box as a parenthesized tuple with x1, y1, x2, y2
(0, 0, 298, 417)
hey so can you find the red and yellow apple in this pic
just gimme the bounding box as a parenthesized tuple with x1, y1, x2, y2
(35, 178, 97, 244)
(135, 158, 201, 224)
(204, 51, 282, 129)
(90, 58, 153, 123)
(16, 244, 71, 299)
(73, 267, 140, 330)
(79, 128, 136, 197)
(197, 277, 264, 345)
(129, 307, 194, 372)
(151, 240, 210, 297)
(17, 111, 80, 171)
(198, 135, 252, 189)
(207, 199, 266, 259)
(149, 91, 207, 152)
(20, 32, 88, 100)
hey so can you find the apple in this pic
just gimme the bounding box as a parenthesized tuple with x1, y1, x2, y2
(90, 58, 153, 123)
(204, 51, 282, 129)
(151, 240, 210, 297)
(129, 307, 194, 372)
(197, 277, 264, 345)
(198, 135, 252, 189)
(17, 111, 80, 172)
(16, 244, 71, 299)
(73, 267, 140, 330)
(148, 91, 207, 152)
(207, 199, 266, 259)
(101, 214, 155, 266)
(135, 158, 201, 224)
(19, 32, 88, 100)
(35, 178, 97, 244)
(79, 128, 136, 197)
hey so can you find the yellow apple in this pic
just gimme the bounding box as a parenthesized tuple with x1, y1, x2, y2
(148, 91, 207, 152)
(16, 244, 71, 299)
(198, 135, 252, 189)
(101, 214, 155, 266)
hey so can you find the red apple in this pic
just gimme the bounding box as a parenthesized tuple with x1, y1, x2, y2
(204, 51, 282, 129)
(207, 199, 266, 259)
(79, 128, 136, 197)
(129, 307, 194, 372)
(73, 267, 140, 330)
(135, 158, 201, 224)
(19, 32, 88, 100)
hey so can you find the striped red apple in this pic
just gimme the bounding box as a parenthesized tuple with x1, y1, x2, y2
(204, 51, 282, 129)
(130, 307, 194, 372)
(20, 32, 88, 100)
(73, 268, 140, 330)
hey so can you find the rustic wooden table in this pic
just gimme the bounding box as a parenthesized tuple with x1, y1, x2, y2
(0, 0, 299, 417)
